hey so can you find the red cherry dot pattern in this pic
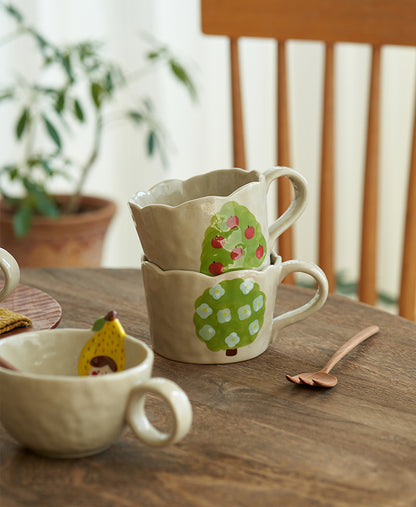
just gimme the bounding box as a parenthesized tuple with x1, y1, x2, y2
(245, 226, 255, 239)
(209, 262, 224, 275)
(230, 247, 243, 260)
(227, 216, 239, 229)
(256, 245, 264, 259)
(211, 236, 225, 249)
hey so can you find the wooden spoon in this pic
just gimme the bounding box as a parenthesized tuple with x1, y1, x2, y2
(0, 356, 21, 372)
(286, 325, 379, 388)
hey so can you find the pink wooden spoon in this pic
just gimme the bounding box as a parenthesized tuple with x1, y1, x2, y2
(286, 325, 379, 387)
(0, 356, 20, 372)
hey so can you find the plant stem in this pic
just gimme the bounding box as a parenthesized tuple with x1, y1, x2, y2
(64, 112, 103, 214)
(22, 90, 37, 178)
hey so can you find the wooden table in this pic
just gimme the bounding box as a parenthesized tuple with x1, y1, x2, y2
(1, 268, 415, 506)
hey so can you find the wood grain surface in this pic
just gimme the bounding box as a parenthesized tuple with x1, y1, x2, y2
(201, 0, 416, 46)
(0, 283, 62, 338)
(1, 268, 415, 507)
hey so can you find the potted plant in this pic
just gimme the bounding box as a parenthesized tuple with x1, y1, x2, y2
(0, 2, 196, 267)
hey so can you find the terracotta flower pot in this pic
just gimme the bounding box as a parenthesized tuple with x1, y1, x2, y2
(0, 195, 116, 268)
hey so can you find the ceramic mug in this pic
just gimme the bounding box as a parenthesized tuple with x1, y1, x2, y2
(129, 167, 308, 274)
(0, 330, 192, 458)
(141, 252, 328, 364)
(0, 248, 20, 303)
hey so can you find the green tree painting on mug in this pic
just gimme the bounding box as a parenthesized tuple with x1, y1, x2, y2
(193, 278, 266, 356)
(200, 201, 267, 276)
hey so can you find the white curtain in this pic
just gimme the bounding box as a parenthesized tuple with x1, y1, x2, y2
(1, 0, 415, 310)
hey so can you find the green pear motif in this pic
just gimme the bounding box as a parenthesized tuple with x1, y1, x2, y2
(193, 278, 266, 356)
(200, 201, 266, 276)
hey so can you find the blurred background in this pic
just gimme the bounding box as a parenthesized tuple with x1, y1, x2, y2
(1, 0, 415, 311)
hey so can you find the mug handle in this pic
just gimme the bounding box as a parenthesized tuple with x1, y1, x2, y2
(264, 166, 308, 244)
(126, 377, 192, 447)
(0, 248, 20, 303)
(272, 259, 328, 337)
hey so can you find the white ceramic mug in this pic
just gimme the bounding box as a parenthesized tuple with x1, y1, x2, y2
(0, 248, 20, 303)
(129, 167, 308, 274)
(0, 330, 192, 458)
(141, 252, 328, 364)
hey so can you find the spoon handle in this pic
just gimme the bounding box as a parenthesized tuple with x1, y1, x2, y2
(0, 356, 20, 372)
(321, 325, 379, 374)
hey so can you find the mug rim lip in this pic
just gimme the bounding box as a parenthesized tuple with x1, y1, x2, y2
(0, 329, 152, 382)
(141, 251, 281, 279)
(129, 168, 263, 210)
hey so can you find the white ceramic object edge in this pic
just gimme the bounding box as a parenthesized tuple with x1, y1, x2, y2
(0, 248, 20, 303)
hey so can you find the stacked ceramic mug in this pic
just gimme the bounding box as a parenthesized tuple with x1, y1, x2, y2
(129, 167, 328, 364)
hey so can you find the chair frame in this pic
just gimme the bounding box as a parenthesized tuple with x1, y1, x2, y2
(201, 0, 416, 320)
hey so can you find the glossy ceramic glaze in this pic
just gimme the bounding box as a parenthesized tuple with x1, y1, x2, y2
(0, 248, 20, 303)
(0, 330, 192, 458)
(129, 167, 308, 273)
(141, 253, 328, 364)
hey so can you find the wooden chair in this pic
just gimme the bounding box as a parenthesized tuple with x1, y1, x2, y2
(201, 0, 416, 320)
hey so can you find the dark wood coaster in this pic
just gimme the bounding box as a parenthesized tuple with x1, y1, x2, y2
(0, 283, 62, 338)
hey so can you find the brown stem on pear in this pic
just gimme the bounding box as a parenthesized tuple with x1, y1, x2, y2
(105, 310, 118, 321)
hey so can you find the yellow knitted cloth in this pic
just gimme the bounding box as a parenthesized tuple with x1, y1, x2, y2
(0, 307, 32, 334)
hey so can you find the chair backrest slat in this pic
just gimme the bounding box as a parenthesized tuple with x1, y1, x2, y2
(399, 93, 416, 320)
(319, 43, 336, 292)
(230, 38, 246, 168)
(201, 0, 416, 319)
(276, 41, 290, 169)
(276, 40, 295, 282)
(359, 45, 382, 305)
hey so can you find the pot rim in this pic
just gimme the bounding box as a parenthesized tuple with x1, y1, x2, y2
(0, 194, 116, 226)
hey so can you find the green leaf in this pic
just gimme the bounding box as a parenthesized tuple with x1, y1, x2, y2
(169, 60, 186, 81)
(55, 91, 65, 113)
(127, 111, 144, 124)
(34, 193, 59, 218)
(42, 115, 62, 149)
(151, 138, 168, 168)
(91, 82, 104, 108)
(169, 59, 197, 100)
(15, 108, 29, 139)
(147, 130, 156, 155)
(147, 51, 159, 59)
(13, 205, 32, 238)
(146, 45, 167, 61)
(26, 156, 41, 168)
(378, 292, 397, 305)
(4, 4, 24, 23)
(143, 97, 153, 112)
(34, 32, 48, 50)
(0, 89, 14, 102)
(156, 135, 169, 168)
(61, 54, 73, 79)
(73, 99, 85, 122)
(1, 165, 19, 180)
(35, 86, 57, 95)
(105, 71, 113, 93)
(42, 160, 53, 175)
(92, 316, 106, 331)
(43, 55, 53, 66)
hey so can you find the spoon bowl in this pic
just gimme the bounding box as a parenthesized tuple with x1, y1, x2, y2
(299, 371, 338, 387)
